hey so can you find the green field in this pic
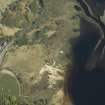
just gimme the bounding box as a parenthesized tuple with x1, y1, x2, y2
(0, 70, 21, 96)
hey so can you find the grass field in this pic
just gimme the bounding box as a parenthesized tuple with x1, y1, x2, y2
(0, 70, 21, 96)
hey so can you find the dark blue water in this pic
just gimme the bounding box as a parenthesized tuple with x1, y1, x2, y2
(70, 71, 105, 105)
(67, 5, 105, 104)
